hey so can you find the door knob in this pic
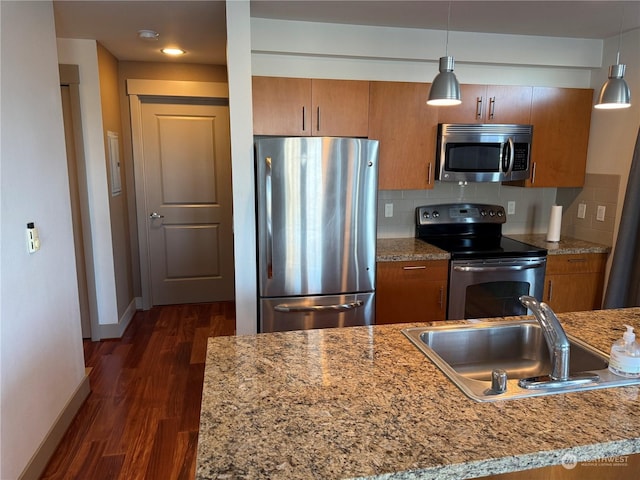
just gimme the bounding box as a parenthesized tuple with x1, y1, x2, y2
(149, 212, 164, 219)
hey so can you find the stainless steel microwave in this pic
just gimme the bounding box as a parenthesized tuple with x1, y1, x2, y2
(436, 123, 533, 182)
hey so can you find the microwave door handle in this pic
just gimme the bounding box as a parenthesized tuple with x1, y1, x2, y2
(503, 137, 515, 176)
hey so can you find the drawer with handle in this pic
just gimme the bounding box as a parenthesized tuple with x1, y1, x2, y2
(545, 253, 607, 275)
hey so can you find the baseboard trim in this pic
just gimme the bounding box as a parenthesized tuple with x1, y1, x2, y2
(18, 373, 91, 480)
(96, 298, 138, 339)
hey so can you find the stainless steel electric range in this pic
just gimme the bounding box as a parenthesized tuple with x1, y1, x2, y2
(415, 203, 547, 320)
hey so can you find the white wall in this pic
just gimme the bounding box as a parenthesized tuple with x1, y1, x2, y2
(56, 38, 120, 329)
(0, 2, 86, 478)
(587, 28, 640, 244)
(227, 1, 257, 335)
(586, 27, 640, 290)
(251, 18, 600, 87)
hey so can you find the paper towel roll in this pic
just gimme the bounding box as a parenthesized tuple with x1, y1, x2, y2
(546, 205, 563, 242)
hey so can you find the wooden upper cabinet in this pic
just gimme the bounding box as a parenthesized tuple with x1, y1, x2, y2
(526, 87, 593, 188)
(368, 81, 439, 190)
(437, 84, 533, 124)
(311, 79, 370, 137)
(252, 76, 369, 137)
(252, 76, 312, 135)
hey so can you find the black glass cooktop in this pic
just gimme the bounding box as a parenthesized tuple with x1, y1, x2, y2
(420, 235, 547, 260)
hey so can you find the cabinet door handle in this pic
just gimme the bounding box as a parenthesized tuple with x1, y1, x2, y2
(427, 163, 432, 185)
(548, 280, 553, 301)
(402, 266, 426, 270)
(489, 96, 496, 119)
(316, 106, 320, 132)
(568, 258, 587, 263)
(475, 97, 483, 119)
(438, 286, 444, 309)
(302, 106, 306, 132)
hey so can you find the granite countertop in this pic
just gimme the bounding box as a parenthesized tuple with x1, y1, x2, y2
(197, 308, 640, 480)
(376, 238, 449, 261)
(377, 235, 610, 262)
(506, 234, 611, 255)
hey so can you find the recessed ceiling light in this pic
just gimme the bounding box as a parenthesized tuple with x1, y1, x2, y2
(137, 29, 159, 40)
(161, 47, 186, 56)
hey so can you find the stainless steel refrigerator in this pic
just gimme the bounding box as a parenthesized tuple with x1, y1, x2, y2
(255, 136, 379, 333)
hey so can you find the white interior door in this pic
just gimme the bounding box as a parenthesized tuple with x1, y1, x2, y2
(138, 99, 235, 305)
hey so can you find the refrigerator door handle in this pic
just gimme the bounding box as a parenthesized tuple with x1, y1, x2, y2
(274, 300, 364, 313)
(265, 156, 273, 278)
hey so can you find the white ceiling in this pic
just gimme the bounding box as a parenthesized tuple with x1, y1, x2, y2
(53, 1, 640, 65)
(53, 1, 228, 65)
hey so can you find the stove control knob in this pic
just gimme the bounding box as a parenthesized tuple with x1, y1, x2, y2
(422, 211, 430, 219)
(489, 210, 496, 217)
(497, 209, 504, 217)
(480, 209, 487, 217)
(432, 211, 440, 218)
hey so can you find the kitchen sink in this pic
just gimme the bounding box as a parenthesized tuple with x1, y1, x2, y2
(403, 320, 640, 401)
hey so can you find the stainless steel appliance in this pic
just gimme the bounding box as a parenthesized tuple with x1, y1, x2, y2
(415, 203, 547, 320)
(255, 137, 379, 333)
(436, 124, 533, 183)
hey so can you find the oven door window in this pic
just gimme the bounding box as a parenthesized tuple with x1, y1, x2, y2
(446, 143, 502, 172)
(447, 257, 547, 320)
(464, 281, 529, 319)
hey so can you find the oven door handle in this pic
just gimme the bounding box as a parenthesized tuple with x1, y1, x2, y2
(453, 262, 545, 273)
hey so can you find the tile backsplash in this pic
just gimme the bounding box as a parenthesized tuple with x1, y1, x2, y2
(556, 173, 620, 246)
(377, 174, 620, 247)
(377, 182, 558, 238)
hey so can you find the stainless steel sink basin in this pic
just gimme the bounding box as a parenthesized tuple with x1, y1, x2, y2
(403, 320, 640, 401)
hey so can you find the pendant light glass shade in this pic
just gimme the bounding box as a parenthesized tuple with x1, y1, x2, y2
(427, 56, 461, 106)
(595, 63, 631, 109)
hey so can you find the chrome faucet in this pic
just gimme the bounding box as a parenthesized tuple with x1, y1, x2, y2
(519, 295, 570, 381)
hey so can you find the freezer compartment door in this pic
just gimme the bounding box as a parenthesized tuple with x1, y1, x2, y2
(260, 292, 375, 333)
(256, 137, 379, 297)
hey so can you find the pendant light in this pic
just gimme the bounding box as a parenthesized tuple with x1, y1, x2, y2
(427, 2, 461, 106)
(595, 9, 631, 109)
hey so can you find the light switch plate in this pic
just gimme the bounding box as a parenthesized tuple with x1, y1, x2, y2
(596, 205, 606, 222)
(27, 222, 40, 253)
(507, 201, 516, 215)
(577, 203, 587, 219)
(384, 203, 393, 218)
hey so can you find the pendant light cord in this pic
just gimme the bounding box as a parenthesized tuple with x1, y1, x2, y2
(616, 5, 624, 65)
(445, 1, 452, 57)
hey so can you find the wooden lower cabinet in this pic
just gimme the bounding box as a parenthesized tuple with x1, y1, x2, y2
(376, 260, 448, 324)
(543, 253, 607, 313)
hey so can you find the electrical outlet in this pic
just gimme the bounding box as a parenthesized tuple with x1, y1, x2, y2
(596, 205, 606, 222)
(384, 203, 393, 218)
(507, 201, 516, 215)
(577, 203, 586, 219)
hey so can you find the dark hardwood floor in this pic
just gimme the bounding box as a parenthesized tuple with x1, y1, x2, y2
(41, 302, 236, 480)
